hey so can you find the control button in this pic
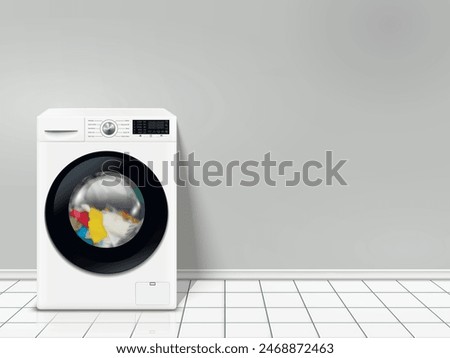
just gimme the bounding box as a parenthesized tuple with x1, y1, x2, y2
(100, 120, 117, 137)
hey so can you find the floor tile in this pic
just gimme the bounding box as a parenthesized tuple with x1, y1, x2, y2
(339, 293, 384, 308)
(6, 281, 37, 293)
(226, 323, 271, 338)
(361, 323, 412, 338)
(261, 280, 297, 292)
(177, 280, 191, 293)
(189, 280, 224, 293)
(132, 323, 179, 338)
(226, 280, 261, 292)
(38, 323, 91, 338)
(364, 280, 407, 293)
(226, 308, 267, 323)
(294, 280, 334, 292)
(399, 281, 444, 293)
(2, 279, 450, 338)
(95, 311, 141, 323)
(405, 323, 450, 338)
(302, 293, 344, 308)
(183, 308, 224, 323)
(316, 323, 365, 338)
(431, 308, 450, 322)
(0, 323, 46, 337)
(186, 293, 224, 307)
(267, 308, 311, 323)
(52, 311, 99, 323)
(308, 308, 355, 323)
(8, 307, 56, 323)
(433, 281, 450, 292)
(414, 293, 450, 307)
(0, 281, 18, 292)
(85, 323, 135, 338)
(264, 293, 304, 308)
(349, 308, 397, 323)
(329, 280, 370, 292)
(377, 293, 424, 308)
(226, 293, 264, 307)
(179, 323, 224, 338)
(0, 293, 36, 308)
(271, 323, 318, 338)
(140, 309, 183, 323)
(0, 308, 19, 323)
(390, 308, 441, 323)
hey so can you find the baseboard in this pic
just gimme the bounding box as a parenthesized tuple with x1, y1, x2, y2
(3, 269, 450, 280)
(177, 269, 450, 280)
(0, 270, 37, 279)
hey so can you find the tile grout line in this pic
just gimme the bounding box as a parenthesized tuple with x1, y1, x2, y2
(177, 280, 192, 338)
(19, 320, 450, 324)
(129, 312, 143, 338)
(224, 280, 226, 338)
(258, 280, 273, 338)
(431, 280, 450, 295)
(2, 320, 446, 324)
(34, 305, 450, 309)
(7, 304, 450, 309)
(327, 280, 367, 338)
(82, 312, 101, 338)
(35, 311, 59, 338)
(0, 294, 37, 329)
(1, 292, 41, 294)
(293, 280, 320, 338)
(178, 305, 450, 308)
(361, 280, 414, 337)
(0, 280, 20, 296)
(396, 280, 450, 329)
(172, 290, 450, 294)
(102, 290, 450, 294)
(159, 321, 450, 324)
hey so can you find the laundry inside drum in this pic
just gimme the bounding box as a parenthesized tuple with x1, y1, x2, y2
(68, 172, 145, 248)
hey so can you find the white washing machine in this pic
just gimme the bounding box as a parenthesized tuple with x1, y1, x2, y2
(37, 108, 177, 310)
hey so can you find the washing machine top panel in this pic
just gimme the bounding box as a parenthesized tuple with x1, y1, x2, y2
(39, 108, 174, 117)
(45, 151, 168, 274)
(37, 108, 177, 143)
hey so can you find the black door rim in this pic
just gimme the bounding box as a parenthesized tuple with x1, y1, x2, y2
(45, 151, 168, 274)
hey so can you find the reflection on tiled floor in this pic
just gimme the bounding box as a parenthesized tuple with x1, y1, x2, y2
(2, 279, 450, 337)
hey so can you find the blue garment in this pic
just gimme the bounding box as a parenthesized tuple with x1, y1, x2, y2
(76, 226, 93, 245)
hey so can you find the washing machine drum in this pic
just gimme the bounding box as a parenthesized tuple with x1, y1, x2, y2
(45, 151, 168, 274)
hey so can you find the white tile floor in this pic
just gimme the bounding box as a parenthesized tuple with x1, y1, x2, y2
(2, 279, 450, 337)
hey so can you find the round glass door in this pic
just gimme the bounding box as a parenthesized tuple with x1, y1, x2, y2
(68, 172, 145, 248)
(45, 151, 168, 274)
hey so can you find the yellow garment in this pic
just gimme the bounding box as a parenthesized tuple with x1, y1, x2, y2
(88, 208, 107, 244)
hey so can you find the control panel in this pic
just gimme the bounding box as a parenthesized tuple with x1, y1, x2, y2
(85, 118, 174, 141)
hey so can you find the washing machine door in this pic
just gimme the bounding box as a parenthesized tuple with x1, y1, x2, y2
(45, 151, 168, 274)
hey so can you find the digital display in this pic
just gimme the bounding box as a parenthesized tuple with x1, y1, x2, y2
(132, 120, 169, 135)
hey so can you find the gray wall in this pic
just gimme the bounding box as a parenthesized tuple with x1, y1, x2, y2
(1, 0, 450, 270)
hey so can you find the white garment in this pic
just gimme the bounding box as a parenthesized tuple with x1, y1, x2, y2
(102, 211, 132, 238)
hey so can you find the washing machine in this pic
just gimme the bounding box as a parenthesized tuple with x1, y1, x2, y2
(37, 108, 177, 310)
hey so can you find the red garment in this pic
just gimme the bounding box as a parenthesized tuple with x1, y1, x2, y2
(69, 210, 90, 227)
